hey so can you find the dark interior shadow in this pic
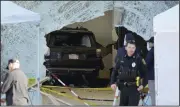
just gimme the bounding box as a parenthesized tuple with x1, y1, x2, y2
(115, 26, 148, 59)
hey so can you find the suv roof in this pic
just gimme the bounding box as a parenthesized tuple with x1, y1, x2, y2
(46, 27, 94, 37)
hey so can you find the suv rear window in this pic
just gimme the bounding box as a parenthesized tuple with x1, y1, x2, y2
(50, 33, 93, 47)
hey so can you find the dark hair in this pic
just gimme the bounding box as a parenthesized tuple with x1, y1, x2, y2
(6, 59, 18, 70)
(125, 40, 136, 47)
(125, 33, 135, 41)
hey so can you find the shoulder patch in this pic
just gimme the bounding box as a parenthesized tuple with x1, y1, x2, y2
(142, 58, 146, 65)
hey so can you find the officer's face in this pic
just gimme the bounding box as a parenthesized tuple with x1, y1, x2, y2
(125, 43, 136, 56)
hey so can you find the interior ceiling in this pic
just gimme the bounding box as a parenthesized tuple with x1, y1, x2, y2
(13, 1, 179, 40)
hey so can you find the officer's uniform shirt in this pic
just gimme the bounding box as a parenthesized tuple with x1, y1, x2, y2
(110, 51, 147, 86)
(145, 47, 154, 80)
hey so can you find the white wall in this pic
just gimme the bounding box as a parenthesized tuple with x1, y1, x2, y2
(155, 32, 179, 105)
(67, 11, 113, 47)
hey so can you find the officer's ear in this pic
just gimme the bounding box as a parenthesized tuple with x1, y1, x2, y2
(125, 42, 128, 48)
(125, 46, 127, 50)
(125, 43, 129, 50)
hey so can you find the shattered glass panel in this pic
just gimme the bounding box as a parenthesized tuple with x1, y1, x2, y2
(1, 23, 46, 78)
(2, 1, 178, 79)
(13, 1, 178, 40)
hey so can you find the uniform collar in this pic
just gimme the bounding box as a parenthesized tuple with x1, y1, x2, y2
(124, 53, 136, 59)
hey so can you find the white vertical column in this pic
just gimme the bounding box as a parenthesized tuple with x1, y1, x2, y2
(37, 23, 41, 105)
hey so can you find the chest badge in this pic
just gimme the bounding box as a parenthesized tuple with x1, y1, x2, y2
(132, 62, 136, 67)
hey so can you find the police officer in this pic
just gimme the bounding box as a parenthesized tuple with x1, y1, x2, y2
(145, 37, 155, 105)
(110, 40, 147, 106)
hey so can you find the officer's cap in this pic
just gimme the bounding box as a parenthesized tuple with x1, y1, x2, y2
(125, 33, 135, 41)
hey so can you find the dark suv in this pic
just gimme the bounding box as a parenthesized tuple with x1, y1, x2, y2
(44, 27, 104, 77)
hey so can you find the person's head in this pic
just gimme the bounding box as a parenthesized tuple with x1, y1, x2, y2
(147, 37, 154, 49)
(125, 40, 136, 56)
(6, 59, 20, 72)
(124, 33, 135, 46)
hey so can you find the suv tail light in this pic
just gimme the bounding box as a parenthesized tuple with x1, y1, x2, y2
(96, 49, 101, 57)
